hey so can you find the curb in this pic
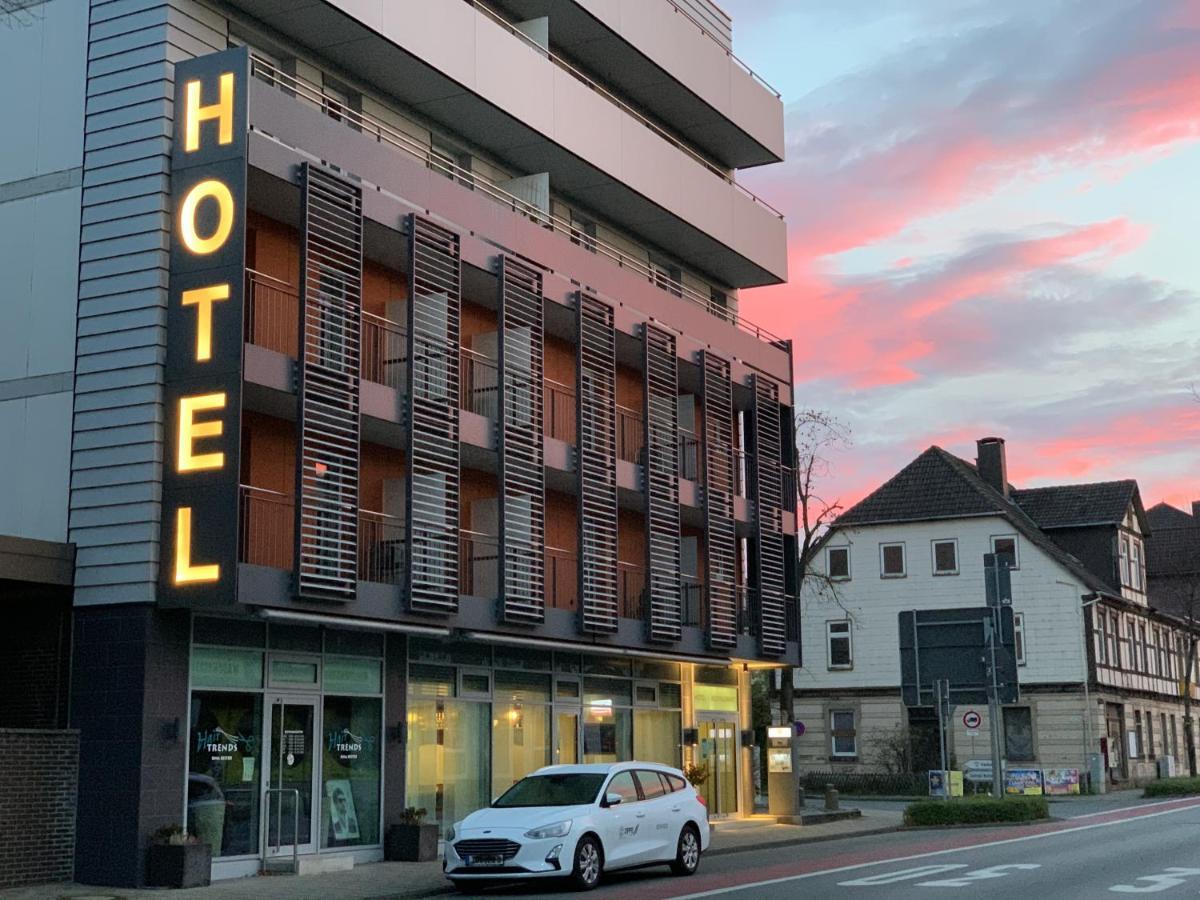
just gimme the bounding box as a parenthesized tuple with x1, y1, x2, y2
(705, 823, 905, 858)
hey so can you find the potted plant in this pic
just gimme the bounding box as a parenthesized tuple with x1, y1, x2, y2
(684, 761, 710, 789)
(147, 825, 211, 888)
(385, 806, 439, 862)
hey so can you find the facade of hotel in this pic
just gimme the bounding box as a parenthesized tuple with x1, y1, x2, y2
(793, 438, 1200, 791)
(0, 0, 799, 888)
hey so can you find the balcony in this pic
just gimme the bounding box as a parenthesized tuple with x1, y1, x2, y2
(239, 485, 294, 570)
(677, 428, 699, 480)
(616, 406, 645, 465)
(246, 270, 299, 358)
(361, 312, 407, 389)
(545, 379, 576, 444)
(680, 575, 704, 628)
(546, 545, 577, 611)
(459, 529, 500, 598)
(460, 348, 499, 418)
(358, 509, 405, 584)
(617, 560, 646, 619)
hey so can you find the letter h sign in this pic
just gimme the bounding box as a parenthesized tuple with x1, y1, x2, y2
(160, 48, 250, 606)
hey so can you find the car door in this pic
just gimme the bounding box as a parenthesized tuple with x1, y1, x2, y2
(597, 769, 642, 868)
(635, 770, 675, 861)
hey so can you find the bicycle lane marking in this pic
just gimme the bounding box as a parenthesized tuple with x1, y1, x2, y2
(646, 796, 1200, 900)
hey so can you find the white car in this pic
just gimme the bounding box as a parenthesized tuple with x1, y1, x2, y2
(443, 762, 710, 892)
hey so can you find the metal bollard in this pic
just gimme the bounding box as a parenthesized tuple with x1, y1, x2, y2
(824, 784, 839, 811)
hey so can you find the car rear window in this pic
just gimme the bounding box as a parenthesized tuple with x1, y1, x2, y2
(638, 770, 668, 799)
(492, 773, 607, 808)
(666, 774, 687, 792)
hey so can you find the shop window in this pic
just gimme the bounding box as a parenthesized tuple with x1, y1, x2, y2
(584, 705, 631, 764)
(460, 670, 492, 698)
(633, 709, 682, 767)
(191, 646, 264, 690)
(323, 657, 382, 695)
(406, 697, 490, 828)
(269, 623, 322, 653)
(693, 683, 737, 712)
(188, 692, 263, 858)
(1004, 707, 1035, 761)
(555, 678, 581, 700)
(830, 709, 856, 758)
(633, 659, 681, 681)
(583, 655, 632, 678)
(583, 676, 632, 707)
(320, 696, 382, 849)
(193, 617, 265, 648)
(492, 699, 550, 799)
(634, 683, 658, 705)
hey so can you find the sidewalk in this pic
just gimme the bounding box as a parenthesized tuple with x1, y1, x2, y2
(1, 809, 904, 900)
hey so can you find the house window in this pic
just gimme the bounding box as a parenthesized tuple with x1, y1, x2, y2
(880, 543, 906, 578)
(1133, 710, 1143, 758)
(1129, 621, 1140, 672)
(1096, 612, 1108, 666)
(1157, 628, 1167, 676)
(1139, 624, 1149, 673)
(1119, 536, 1130, 587)
(827, 546, 851, 580)
(830, 709, 857, 758)
(1171, 715, 1179, 760)
(1147, 709, 1156, 759)
(1162, 713, 1170, 759)
(932, 540, 958, 575)
(1111, 613, 1122, 668)
(1014, 612, 1026, 666)
(1130, 540, 1143, 591)
(1003, 707, 1035, 761)
(827, 621, 852, 669)
(991, 535, 1019, 569)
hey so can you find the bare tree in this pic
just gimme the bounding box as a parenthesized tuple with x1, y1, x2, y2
(780, 409, 852, 722)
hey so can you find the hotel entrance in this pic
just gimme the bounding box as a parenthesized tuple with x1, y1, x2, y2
(696, 717, 738, 816)
(262, 694, 318, 862)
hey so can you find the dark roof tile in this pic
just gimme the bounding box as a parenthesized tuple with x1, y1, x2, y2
(1010, 481, 1139, 530)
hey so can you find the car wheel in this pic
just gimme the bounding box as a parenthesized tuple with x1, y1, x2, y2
(570, 835, 603, 891)
(670, 824, 701, 876)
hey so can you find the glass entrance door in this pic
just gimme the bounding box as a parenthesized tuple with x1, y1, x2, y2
(697, 719, 737, 816)
(263, 695, 318, 858)
(554, 709, 580, 764)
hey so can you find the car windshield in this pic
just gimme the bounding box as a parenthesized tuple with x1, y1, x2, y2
(492, 773, 607, 808)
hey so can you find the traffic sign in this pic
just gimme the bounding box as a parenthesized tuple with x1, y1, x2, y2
(963, 759, 993, 782)
(962, 709, 982, 730)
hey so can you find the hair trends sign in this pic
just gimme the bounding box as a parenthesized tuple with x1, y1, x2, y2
(160, 48, 250, 607)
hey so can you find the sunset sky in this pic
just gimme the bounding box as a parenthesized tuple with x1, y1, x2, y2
(724, 0, 1200, 513)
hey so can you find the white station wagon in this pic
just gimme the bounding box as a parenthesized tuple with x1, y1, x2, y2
(443, 762, 710, 891)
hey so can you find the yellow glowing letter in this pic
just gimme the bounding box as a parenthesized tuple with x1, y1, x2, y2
(179, 179, 234, 255)
(181, 284, 230, 362)
(174, 507, 220, 583)
(185, 72, 235, 152)
(177, 393, 226, 472)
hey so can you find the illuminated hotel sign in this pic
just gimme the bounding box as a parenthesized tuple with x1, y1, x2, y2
(160, 48, 250, 606)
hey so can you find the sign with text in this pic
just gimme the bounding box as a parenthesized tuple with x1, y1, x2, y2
(1044, 768, 1081, 795)
(159, 48, 250, 607)
(1004, 767, 1044, 795)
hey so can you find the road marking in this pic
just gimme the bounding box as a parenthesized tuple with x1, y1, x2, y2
(839, 864, 967, 886)
(1065, 797, 1190, 820)
(917, 863, 1040, 887)
(669, 798, 1200, 899)
(1109, 867, 1200, 893)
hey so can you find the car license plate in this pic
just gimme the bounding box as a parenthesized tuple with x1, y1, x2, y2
(466, 854, 504, 867)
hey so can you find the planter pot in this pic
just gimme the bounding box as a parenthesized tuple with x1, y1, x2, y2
(385, 823, 439, 862)
(147, 842, 212, 888)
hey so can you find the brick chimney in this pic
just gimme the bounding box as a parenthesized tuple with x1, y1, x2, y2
(1192, 500, 1200, 521)
(976, 437, 1009, 499)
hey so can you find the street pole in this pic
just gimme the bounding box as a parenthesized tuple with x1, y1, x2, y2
(987, 605, 1004, 799)
(936, 678, 949, 795)
(1079, 594, 1100, 793)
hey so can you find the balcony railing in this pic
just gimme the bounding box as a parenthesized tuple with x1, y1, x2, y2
(460, 348, 499, 418)
(616, 405, 645, 464)
(545, 379, 576, 444)
(681, 576, 704, 628)
(358, 509, 405, 584)
(249, 56, 786, 346)
(617, 561, 646, 619)
(245, 269, 299, 357)
(361, 312, 407, 388)
(677, 429, 699, 480)
(662, 0, 781, 97)
(239, 485, 294, 570)
(460, 529, 500, 598)
(546, 546, 577, 611)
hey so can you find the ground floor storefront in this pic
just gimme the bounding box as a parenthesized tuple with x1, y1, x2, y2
(71, 608, 758, 885)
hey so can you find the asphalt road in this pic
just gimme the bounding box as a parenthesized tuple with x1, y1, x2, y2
(448, 796, 1200, 900)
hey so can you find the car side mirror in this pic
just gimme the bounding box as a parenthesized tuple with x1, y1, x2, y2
(603, 792, 623, 808)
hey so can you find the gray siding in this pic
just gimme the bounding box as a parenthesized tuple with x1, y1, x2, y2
(69, 0, 226, 604)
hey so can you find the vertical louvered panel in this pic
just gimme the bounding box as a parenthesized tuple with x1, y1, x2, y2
(643, 324, 682, 642)
(405, 214, 462, 614)
(751, 375, 787, 657)
(295, 164, 362, 600)
(498, 256, 545, 624)
(577, 294, 619, 634)
(702, 352, 737, 649)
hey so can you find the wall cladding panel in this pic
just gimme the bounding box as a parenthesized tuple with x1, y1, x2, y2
(701, 351, 736, 649)
(643, 323, 681, 642)
(750, 375, 786, 657)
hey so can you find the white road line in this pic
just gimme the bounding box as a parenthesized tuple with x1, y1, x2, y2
(1064, 798, 1180, 820)
(670, 798, 1200, 899)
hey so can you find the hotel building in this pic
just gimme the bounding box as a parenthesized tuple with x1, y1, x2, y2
(0, 0, 797, 886)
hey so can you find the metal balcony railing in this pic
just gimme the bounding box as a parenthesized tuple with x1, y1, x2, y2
(616, 405, 645, 464)
(239, 485, 295, 570)
(245, 269, 299, 357)
(677, 429, 699, 481)
(617, 560, 646, 619)
(459, 529, 500, 598)
(544, 379, 576, 444)
(661, 0, 781, 97)
(680, 575, 704, 628)
(736, 584, 755, 636)
(249, 56, 787, 347)
(460, 348, 499, 418)
(361, 312, 407, 389)
(545, 545, 578, 611)
(358, 509, 405, 584)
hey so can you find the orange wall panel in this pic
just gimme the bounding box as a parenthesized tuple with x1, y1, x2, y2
(616, 365, 643, 411)
(241, 411, 295, 495)
(360, 443, 405, 512)
(247, 212, 300, 287)
(461, 301, 497, 347)
(618, 508, 645, 566)
(545, 490, 577, 552)
(362, 261, 406, 319)
(544, 336, 575, 388)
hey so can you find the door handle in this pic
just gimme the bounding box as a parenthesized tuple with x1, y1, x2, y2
(635, 812, 646, 818)
(671, 806, 681, 812)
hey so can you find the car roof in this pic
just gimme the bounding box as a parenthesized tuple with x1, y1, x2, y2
(531, 761, 685, 777)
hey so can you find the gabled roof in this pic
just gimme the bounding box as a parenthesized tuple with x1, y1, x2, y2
(1147, 526, 1200, 578)
(1010, 481, 1146, 532)
(1147, 501, 1196, 530)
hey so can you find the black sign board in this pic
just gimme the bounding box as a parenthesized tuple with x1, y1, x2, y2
(899, 606, 1019, 707)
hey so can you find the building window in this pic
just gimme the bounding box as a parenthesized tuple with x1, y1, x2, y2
(827, 546, 850, 580)
(1133, 710, 1143, 758)
(1097, 611, 1108, 666)
(1129, 621, 1140, 672)
(1119, 536, 1131, 587)
(1014, 612, 1026, 666)
(991, 535, 1019, 569)
(880, 543, 906, 578)
(827, 621, 852, 670)
(830, 709, 857, 758)
(1003, 706, 1035, 761)
(1162, 713, 1170, 760)
(1111, 613, 1122, 668)
(1131, 540, 1143, 591)
(1147, 709, 1156, 759)
(931, 539, 958, 575)
(1171, 715, 1179, 761)
(1139, 624, 1149, 674)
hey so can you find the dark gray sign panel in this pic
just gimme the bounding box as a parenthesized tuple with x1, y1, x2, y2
(899, 606, 1018, 707)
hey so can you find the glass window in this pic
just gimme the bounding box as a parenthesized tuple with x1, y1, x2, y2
(634, 709, 681, 766)
(460, 671, 491, 697)
(493, 700, 550, 799)
(658, 682, 682, 708)
(269, 624, 322, 653)
(193, 617, 265, 648)
(324, 630, 383, 657)
(1119, 537, 1130, 586)
(1014, 613, 1026, 666)
(583, 655, 631, 678)
(666, 773, 687, 792)
(695, 665, 737, 685)
(191, 646, 264, 689)
(830, 709, 856, 757)
(880, 543, 905, 577)
(635, 684, 658, 705)
(1003, 707, 1035, 761)
(495, 671, 551, 704)
(320, 696, 381, 849)
(827, 621, 852, 669)
(188, 692, 263, 857)
(270, 659, 319, 686)
(583, 676, 632, 707)
(827, 546, 850, 580)
(991, 536, 1019, 569)
(410, 637, 491, 667)
(638, 770, 668, 799)
(494, 646, 552, 672)
(555, 679, 581, 700)
(633, 660, 681, 681)
(554, 652, 582, 674)
(323, 657, 382, 694)
(1147, 709, 1156, 758)
(493, 772, 605, 808)
(406, 698, 490, 828)
(693, 683, 737, 712)
(932, 540, 958, 575)
(584, 706, 631, 763)
(408, 664, 455, 698)
(605, 770, 639, 803)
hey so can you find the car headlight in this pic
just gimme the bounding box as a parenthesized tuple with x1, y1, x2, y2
(524, 819, 572, 840)
(445, 824, 456, 842)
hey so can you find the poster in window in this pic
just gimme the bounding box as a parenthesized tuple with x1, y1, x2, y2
(326, 779, 360, 841)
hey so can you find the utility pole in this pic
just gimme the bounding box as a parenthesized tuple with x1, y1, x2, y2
(936, 678, 950, 791)
(984, 553, 1011, 799)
